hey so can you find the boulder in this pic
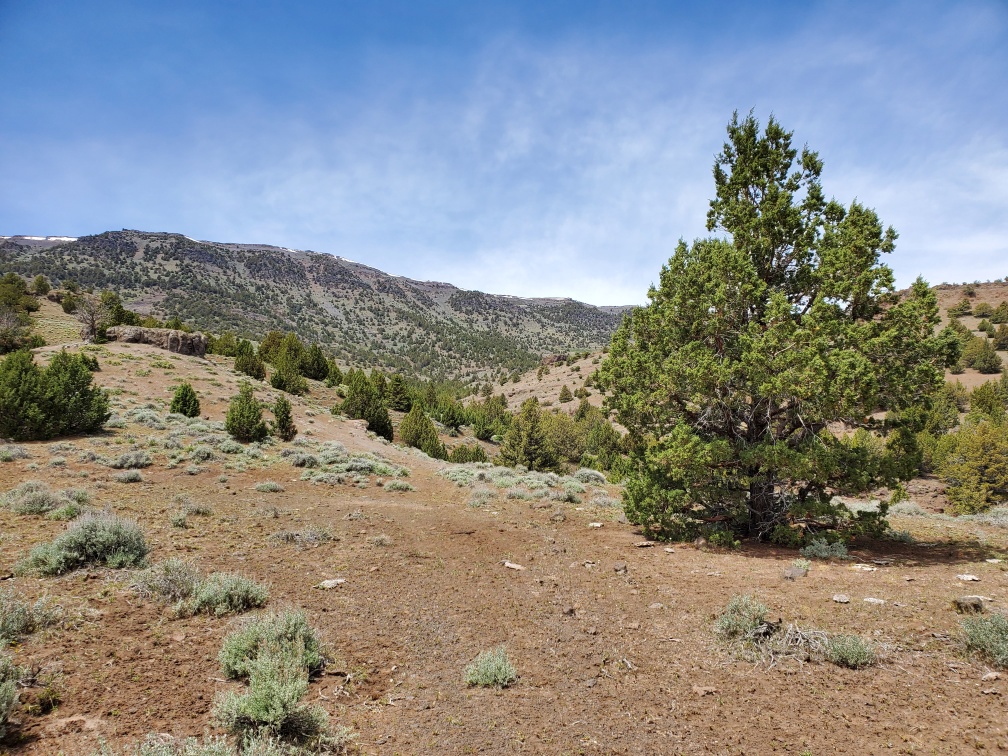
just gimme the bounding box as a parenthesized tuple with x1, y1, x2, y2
(105, 326, 207, 357)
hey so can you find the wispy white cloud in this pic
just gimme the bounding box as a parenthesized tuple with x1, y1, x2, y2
(0, 1, 1005, 303)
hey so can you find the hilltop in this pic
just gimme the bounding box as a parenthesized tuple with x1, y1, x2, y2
(0, 231, 629, 380)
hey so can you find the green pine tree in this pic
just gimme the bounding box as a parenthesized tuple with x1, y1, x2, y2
(225, 382, 268, 443)
(338, 371, 393, 441)
(597, 112, 954, 540)
(271, 394, 298, 441)
(398, 404, 446, 459)
(497, 397, 560, 472)
(386, 374, 412, 411)
(170, 381, 201, 418)
(559, 384, 573, 403)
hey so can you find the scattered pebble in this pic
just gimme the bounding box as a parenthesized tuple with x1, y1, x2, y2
(648, 602, 664, 610)
(833, 594, 850, 603)
(625, 621, 640, 630)
(588, 522, 603, 528)
(852, 564, 878, 572)
(314, 579, 346, 590)
(664, 547, 675, 553)
(503, 561, 526, 571)
(783, 566, 807, 580)
(635, 541, 656, 548)
(613, 562, 628, 574)
(692, 685, 718, 697)
(982, 671, 1001, 682)
(864, 597, 886, 605)
(953, 596, 986, 614)
(986, 559, 1003, 564)
(957, 574, 980, 582)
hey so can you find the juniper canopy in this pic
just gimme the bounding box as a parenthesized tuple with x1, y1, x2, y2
(597, 112, 956, 539)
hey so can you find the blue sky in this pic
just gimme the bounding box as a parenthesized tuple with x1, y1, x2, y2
(1, 1, 1005, 305)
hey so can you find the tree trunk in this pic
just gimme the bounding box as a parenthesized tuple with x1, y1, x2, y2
(748, 475, 775, 534)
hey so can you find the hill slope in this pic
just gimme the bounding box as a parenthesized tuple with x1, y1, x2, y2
(0, 230, 629, 379)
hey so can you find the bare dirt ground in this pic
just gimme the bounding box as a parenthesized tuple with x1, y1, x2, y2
(1, 320, 1007, 755)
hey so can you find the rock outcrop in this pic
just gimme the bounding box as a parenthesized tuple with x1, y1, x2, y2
(105, 326, 207, 357)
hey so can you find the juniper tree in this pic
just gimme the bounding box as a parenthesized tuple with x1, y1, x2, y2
(271, 395, 298, 442)
(597, 112, 955, 540)
(398, 404, 446, 459)
(497, 397, 561, 473)
(170, 381, 201, 418)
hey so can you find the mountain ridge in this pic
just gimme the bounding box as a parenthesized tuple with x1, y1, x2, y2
(0, 230, 631, 380)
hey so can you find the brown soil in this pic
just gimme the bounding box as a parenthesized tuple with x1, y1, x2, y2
(1, 313, 1007, 755)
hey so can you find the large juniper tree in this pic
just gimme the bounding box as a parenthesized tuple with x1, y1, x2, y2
(597, 112, 955, 540)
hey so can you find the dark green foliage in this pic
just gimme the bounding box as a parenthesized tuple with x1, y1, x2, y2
(558, 384, 573, 403)
(448, 442, 488, 464)
(497, 397, 561, 472)
(467, 393, 511, 441)
(974, 302, 994, 318)
(207, 330, 238, 356)
(0, 273, 43, 354)
(994, 324, 1008, 350)
(31, 275, 50, 295)
(398, 405, 447, 459)
(597, 113, 951, 540)
(948, 298, 973, 317)
(234, 343, 266, 381)
(325, 360, 343, 388)
(269, 333, 309, 395)
(970, 380, 1007, 423)
(991, 301, 1008, 324)
(339, 371, 393, 441)
(257, 330, 286, 365)
(271, 395, 297, 442)
(386, 374, 412, 411)
(225, 382, 269, 443)
(934, 418, 1008, 514)
(300, 343, 329, 381)
(170, 382, 201, 418)
(0, 350, 110, 440)
(973, 339, 1004, 374)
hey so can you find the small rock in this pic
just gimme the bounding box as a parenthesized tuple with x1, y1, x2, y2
(957, 574, 980, 582)
(635, 541, 656, 548)
(314, 579, 346, 590)
(833, 594, 850, 603)
(851, 564, 878, 572)
(953, 596, 985, 614)
(981, 688, 1000, 695)
(982, 671, 1001, 681)
(872, 558, 894, 566)
(503, 561, 526, 571)
(625, 621, 640, 630)
(664, 547, 675, 553)
(692, 685, 718, 697)
(586, 626, 598, 635)
(904, 576, 915, 581)
(586, 678, 597, 688)
(588, 522, 603, 529)
(613, 562, 628, 574)
(986, 558, 1003, 564)
(783, 566, 807, 580)
(863, 597, 886, 605)
(562, 606, 576, 616)
(615, 512, 628, 524)
(648, 602, 664, 610)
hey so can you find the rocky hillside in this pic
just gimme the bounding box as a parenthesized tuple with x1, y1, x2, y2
(0, 231, 629, 379)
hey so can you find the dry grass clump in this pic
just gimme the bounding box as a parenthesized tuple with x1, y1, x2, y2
(0, 587, 63, 644)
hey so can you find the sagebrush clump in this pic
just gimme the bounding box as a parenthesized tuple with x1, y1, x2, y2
(17, 510, 149, 576)
(463, 646, 517, 688)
